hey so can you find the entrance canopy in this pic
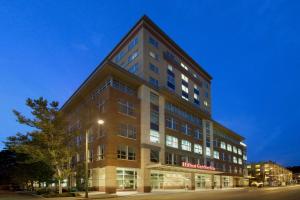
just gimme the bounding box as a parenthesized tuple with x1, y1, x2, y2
(147, 164, 224, 175)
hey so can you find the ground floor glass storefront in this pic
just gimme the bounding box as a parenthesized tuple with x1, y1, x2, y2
(116, 168, 137, 190)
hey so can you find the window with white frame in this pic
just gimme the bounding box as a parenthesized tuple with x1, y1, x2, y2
(181, 84, 189, 93)
(221, 141, 226, 149)
(166, 135, 178, 148)
(150, 130, 160, 143)
(213, 151, 220, 159)
(227, 144, 232, 152)
(181, 140, 191, 151)
(194, 144, 202, 154)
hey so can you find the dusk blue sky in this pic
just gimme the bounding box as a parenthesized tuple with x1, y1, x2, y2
(0, 0, 299, 166)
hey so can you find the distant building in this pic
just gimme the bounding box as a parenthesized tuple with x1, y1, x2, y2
(287, 166, 300, 184)
(247, 161, 292, 186)
(62, 15, 247, 193)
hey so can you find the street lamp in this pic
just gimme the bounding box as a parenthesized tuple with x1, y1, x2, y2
(85, 119, 104, 198)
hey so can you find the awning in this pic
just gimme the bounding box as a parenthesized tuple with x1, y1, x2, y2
(147, 164, 224, 175)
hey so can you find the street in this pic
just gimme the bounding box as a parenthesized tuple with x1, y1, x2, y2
(1, 186, 300, 200)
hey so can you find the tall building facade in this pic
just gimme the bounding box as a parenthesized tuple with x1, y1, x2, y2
(62, 16, 247, 193)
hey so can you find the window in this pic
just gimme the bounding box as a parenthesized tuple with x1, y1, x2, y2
(165, 102, 201, 125)
(166, 135, 178, 148)
(221, 141, 226, 149)
(233, 156, 237, 164)
(180, 62, 188, 71)
(149, 77, 159, 88)
(227, 144, 232, 152)
(117, 144, 127, 160)
(181, 140, 191, 151)
(128, 51, 139, 63)
(238, 158, 243, 165)
(115, 50, 125, 63)
(204, 100, 208, 107)
(118, 124, 137, 139)
(238, 148, 242, 155)
(97, 99, 106, 113)
(167, 74, 175, 91)
(76, 153, 80, 162)
(149, 63, 159, 74)
(128, 37, 138, 51)
(194, 129, 202, 140)
(150, 130, 160, 143)
(181, 124, 192, 135)
(206, 147, 211, 157)
(149, 51, 158, 60)
(150, 149, 159, 163)
(181, 74, 188, 82)
(194, 84, 200, 95)
(128, 63, 139, 74)
(194, 144, 202, 154)
(233, 146, 237, 154)
(166, 116, 177, 130)
(97, 144, 104, 160)
(149, 36, 159, 48)
(117, 145, 136, 160)
(118, 99, 134, 116)
(128, 147, 136, 160)
(181, 84, 189, 93)
(214, 151, 220, 159)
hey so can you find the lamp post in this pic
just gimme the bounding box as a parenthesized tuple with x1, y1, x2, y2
(85, 119, 104, 198)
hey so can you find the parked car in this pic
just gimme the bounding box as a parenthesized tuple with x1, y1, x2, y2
(251, 181, 263, 187)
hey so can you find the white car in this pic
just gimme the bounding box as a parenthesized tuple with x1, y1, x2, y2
(251, 181, 263, 187)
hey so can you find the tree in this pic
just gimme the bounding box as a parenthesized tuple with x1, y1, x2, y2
(6, 97, 75, 194)
(0, 150, 54, 190)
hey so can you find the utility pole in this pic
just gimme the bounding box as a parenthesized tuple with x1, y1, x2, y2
(85, 129, 89, 198)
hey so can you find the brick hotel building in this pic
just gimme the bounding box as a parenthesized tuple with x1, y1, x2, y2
(62, 16, 247, 193)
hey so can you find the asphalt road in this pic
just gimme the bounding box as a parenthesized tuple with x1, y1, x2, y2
(1, 185, 300, 200)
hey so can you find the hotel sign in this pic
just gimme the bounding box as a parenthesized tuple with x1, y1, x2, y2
(182, 162, 215, 171)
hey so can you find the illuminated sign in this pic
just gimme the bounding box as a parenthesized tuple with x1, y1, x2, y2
(182, 162, 215, 171)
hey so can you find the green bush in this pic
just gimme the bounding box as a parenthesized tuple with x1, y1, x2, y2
(36, 188, 51, 195)
(42, 192, 75, 198)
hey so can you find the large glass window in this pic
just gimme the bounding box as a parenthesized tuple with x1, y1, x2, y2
(238, 158, 243, 165)
(194, 144, 202, 154)
(233, 156, 237, 164)
(166, 135, 178, 148)
(181, 140, 191, 151)
(116, 168, 137, 190)
(149, 51, 158, 60)
(194, 129, 202, 140)
(167, 65, 175, 91)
